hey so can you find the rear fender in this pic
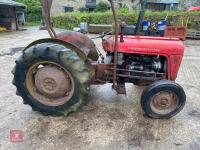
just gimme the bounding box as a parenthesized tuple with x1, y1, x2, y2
(24, 38, 88, 61)
(23, 38, 96, 78)
(57, 31, 99, 61)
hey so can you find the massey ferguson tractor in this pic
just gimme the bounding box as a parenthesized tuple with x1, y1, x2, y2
(12, 0, 186, 119)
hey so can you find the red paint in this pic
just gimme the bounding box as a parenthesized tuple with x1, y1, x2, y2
(188, 6, 200, 12)
(102, 36, 184, 80)
(164, 26, 187, 40)
(10, 129, 23, 143)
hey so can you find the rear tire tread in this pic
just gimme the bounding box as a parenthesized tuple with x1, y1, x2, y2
(12, 42, 90, 116)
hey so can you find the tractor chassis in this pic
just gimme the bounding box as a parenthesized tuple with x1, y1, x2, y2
(91, 63, 167, 94)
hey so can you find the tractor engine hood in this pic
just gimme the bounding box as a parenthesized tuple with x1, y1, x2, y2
(103, 36, 184, 56)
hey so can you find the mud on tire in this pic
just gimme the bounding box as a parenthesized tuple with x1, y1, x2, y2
(12, 43, 90, 116)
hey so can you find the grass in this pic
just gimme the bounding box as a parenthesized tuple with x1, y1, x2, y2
(25, 21, 40, 26)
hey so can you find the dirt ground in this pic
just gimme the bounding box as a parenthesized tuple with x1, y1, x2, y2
(0, 27, 200, 150)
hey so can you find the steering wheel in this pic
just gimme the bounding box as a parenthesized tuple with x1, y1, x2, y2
(91, 30, 113, 40)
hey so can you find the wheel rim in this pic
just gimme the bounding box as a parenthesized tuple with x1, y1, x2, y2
(26, 61, 75, 107)
(150, 90, 179, 115)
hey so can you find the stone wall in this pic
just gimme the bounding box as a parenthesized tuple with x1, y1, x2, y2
(51, 0, 140, 15)
(51, 0, 85, 15)
(51, 0, 198, 15)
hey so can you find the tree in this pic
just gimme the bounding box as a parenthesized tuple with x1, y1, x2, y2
(94, 1, 110, 12)
(15, 0, 42, 22)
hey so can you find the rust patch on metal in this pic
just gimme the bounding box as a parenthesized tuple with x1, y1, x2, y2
(26, 61, 75, 107)
(113, 84, 126, 95)
(94, 64, 113, 82)
(150, 90, 179, 115)
(57, 31, 99, 61)
(35, 66, 71, 98)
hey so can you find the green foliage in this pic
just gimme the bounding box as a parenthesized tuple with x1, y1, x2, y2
(94, 1, 110, 12)
(78, 7, 89, 12)
(26, 21, 40, 26)
(52, 11, 200, 30)
(117, 6, 129, 14)
(52, 12, 89, 29)
(15, 0, 42, 22)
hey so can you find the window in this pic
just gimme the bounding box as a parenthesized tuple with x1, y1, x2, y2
(86, 0, 96, 9)
(64, 6, 74, 12)
(86, 0, 96, 3)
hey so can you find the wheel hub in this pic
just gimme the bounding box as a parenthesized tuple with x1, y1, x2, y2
(150, 91, 179, 115)
(43, 78, 56, 91)
(160, 98, 170, 107)
(35, 66, 71, 98)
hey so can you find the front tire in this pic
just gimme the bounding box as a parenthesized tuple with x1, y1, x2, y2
(141, 80, 186, 119)
(12, 43, 90, 116)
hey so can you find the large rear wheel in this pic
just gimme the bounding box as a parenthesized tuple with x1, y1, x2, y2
(12, 43, 90, 116)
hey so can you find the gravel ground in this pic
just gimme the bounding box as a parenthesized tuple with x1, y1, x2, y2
(0, 27, 200, 150)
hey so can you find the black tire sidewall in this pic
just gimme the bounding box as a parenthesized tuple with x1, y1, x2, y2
(14, 44, 88, 115)
(142, 81, 186, 119)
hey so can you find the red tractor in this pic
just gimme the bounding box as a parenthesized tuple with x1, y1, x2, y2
(12, 0, 186, 119)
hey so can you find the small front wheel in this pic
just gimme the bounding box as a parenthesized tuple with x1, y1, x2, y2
(141, 80, 186, 119)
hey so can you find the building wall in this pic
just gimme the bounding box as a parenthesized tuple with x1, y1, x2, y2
(50, 0, 197, 15)
(0, 5, 16, 30)
(51, 0, 86, 15)
(51, 0, 140, 15)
